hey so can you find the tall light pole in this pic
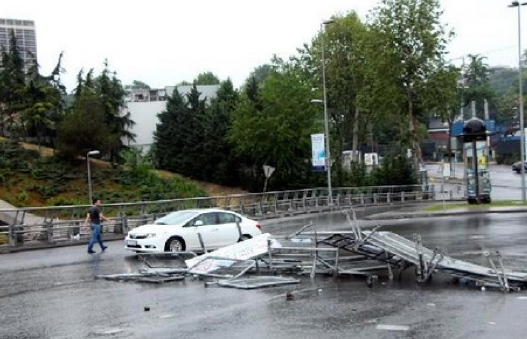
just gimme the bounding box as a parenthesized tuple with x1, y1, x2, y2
(321, 19, 334, 206)
(87, 150, 100, 204)
(510, 1, 527, 203)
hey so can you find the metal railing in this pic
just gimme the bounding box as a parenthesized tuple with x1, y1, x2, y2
(0, 185, 435, 250)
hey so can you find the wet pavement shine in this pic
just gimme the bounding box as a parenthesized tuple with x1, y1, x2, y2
(2, 212, 527, 339)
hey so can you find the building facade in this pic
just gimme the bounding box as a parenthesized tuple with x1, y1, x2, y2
(0, 18, 37, 73)
(124, 85, 220, 151)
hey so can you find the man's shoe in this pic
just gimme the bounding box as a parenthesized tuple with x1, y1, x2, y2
(101, 246, 108, 252)
(88, 249, 96, 254)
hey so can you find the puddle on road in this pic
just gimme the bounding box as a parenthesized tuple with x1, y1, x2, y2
(158, 314, 176, 319)
(469, 235, 485, 240)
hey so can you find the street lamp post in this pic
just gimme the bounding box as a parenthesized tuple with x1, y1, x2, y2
(509, 1, 527, 203)
(87, 150, 100, 204)
(321, 19, 334, 206)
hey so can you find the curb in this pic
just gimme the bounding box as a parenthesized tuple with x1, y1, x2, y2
(0, 234, 125, 254)
(366, 207, 527, 220)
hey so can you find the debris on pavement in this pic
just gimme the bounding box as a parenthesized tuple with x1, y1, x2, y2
(99, 209, 527, 292)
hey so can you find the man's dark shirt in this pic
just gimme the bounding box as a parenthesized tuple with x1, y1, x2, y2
(88, 206, 101, 224)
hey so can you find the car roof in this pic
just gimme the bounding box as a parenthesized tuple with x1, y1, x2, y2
(175, 208, 235, 214)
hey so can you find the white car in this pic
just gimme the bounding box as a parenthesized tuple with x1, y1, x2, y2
(124, 209, 262, 253)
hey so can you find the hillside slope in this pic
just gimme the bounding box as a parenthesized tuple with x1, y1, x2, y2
(0, 138, 246, 207)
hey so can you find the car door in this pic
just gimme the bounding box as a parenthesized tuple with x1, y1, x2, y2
(216, 212, 241, 246)
(193, 212, 222, 249)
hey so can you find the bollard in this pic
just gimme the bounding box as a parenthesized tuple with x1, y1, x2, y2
(9, 224, 17, 247)
(122, 216, 128, 233)
(45, 220, 53, 244)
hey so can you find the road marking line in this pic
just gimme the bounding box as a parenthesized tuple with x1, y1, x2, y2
(376, 324, 410, 331)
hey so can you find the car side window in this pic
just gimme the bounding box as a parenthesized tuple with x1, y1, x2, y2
(218, 212, 236, 224)
(194, 212, 218, 226)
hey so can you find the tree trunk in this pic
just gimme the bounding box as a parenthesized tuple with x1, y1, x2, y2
(0, 109, 4, 137)
(352, 104, 360, 163)
(37, 123, 41, 155)
(334, 121, 344, 187)
(407, 93, 422, 179)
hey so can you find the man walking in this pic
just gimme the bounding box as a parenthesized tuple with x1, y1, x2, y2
(84, 198, 110, 254)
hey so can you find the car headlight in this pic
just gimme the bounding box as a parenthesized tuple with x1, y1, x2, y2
(145, 233, 157, 238)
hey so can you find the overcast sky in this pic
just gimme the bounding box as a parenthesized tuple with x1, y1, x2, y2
(3, 0, 524, 92)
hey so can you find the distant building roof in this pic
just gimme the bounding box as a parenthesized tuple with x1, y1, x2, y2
(165, 85, 219, 101)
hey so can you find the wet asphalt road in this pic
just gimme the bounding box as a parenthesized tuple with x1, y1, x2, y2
(2, 212, 527, 339)
(427, 162, 524, 201)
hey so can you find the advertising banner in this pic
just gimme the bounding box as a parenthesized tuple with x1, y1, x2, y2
(311, 133, 326, 172)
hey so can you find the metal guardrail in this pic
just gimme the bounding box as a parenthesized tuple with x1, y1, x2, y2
(0, 185, 435, 250)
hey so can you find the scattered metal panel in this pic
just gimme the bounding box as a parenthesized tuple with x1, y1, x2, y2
(216, 276, 300, 289)
(311, 210, 527, 292)
(185, 233, 277, 269)
(363, 230, 527, 286)
(138, 252, 197, 273)
(96, 273, 185, 283)
(188, 256, 257, 279)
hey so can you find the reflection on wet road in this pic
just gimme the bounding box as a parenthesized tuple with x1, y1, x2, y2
(2, 212, 527, 339)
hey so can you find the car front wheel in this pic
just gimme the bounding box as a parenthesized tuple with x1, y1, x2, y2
(165, 237, 186, 252)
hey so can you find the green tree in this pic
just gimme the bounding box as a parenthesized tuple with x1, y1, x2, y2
(311, 12, 371, 183)
(229, 65, 319, 190)
(154, 88, 189, 173)
(125, 80, 150, 89)
(370, 0, 454, 174)
(462, 54, 495, 118)
(201, 79, 239, 184)
(193, 71, 220, 85)
(56, 90, 113, 158)
(153, 85, 208, 178)
(0, 30, 26, 136)
(61, 63, 135, 162)
(20, 53, 66, 150)
(96, 61, 136, 162)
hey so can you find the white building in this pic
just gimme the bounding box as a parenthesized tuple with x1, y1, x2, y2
(0, 18, 37, 73)
(125, 84, 219, 151)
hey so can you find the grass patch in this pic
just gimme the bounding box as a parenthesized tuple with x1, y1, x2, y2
(0, 140, 208, 208)
(424, 200, 527, 212)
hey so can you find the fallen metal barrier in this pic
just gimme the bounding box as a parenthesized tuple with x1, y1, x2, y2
(312, 211, 527, 292)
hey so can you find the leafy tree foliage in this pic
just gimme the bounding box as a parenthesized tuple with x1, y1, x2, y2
(125, 80, 150, 89)
(57, 62, 134, 161)
(96, 61, 136, 162)
(154, 85, 205, 178)
(229, 65, 319, 190)
(0, 30, 26, 135)
(312, 12, 372, 184)
(193, 71, 220, 85)
(0, 31, 66, 148)
(370, 0, 456, 174)
(461, 54, 495, 119)
(56, 90, 113, 158)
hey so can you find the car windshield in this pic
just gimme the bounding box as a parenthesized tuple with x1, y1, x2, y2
(154, 211, 199, 225)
